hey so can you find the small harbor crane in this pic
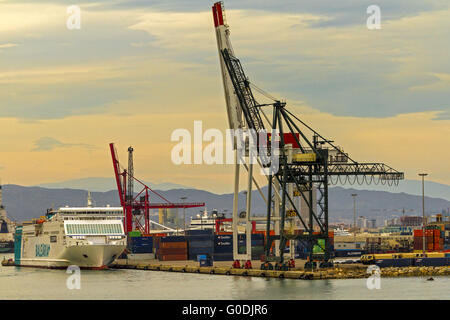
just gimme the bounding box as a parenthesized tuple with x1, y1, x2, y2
(110, 143, 205, 234)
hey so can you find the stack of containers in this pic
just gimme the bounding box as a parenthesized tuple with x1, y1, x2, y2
(445, 229, 450, 251)
(213, 234, 233, 261)
(329, 231, 335, 254)
(237, 233, 265, 260)
(413, 228, 442, 251)
(186, 229, 214, 261)
(294, 240, 308, 259)
(128, 231, 153, 254)
(158, 236, 188, 261)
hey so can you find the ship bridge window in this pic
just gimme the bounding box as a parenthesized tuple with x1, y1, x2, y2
(65, 223, 123, 235)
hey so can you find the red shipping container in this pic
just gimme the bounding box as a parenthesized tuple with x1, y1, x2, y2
(153, 233, 168, 237)
(160, 242, 187, 249)
(217, 232, 233, 235)
(158, 248, 188, 255)
(158, 254, 187, 261)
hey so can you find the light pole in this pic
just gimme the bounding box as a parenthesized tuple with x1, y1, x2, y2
(351, 194, 357, 243)
(243, 190, 248, 218)
(181, 196, 187, 232)
(419, 173, 428, 255)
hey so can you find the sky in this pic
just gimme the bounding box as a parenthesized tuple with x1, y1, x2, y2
(0, 0, 449, 194)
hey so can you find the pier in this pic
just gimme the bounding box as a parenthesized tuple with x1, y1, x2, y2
(109, 259, 450, 280)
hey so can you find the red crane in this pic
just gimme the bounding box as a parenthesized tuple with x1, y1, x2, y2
(109, 143, 205, 235)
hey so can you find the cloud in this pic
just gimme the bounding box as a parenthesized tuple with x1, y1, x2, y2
(32, 137, 95, 151)
(1, 2, 449, 121)
(0, 43, 17, 48)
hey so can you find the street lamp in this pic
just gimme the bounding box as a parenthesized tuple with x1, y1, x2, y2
(351, 194, 357, 243)
(181, 196, 187, 232)
(419, 173, 428, 255)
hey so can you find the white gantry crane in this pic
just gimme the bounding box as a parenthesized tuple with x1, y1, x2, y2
(212, 2, 295, 263)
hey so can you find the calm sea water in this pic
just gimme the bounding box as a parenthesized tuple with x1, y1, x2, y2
(1, 254, 448, 300)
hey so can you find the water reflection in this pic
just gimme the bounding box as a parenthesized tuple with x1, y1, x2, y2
(0, 261, 448, 300)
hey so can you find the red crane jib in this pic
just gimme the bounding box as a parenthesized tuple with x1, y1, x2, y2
(130, 203, 205, 209)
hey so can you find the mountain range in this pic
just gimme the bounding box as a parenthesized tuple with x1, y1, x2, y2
(36, 177, 450, 201)
(2, 183, 450, 227)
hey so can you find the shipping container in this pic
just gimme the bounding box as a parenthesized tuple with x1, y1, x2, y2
(128, 231, 141, 238)
(375, 258, 414, 268)
(215, 235, 232, 241)
(189, 240, 214, 248)
(160, 242, 187, 249)
(158, 248, 188, 255)
(130, 246, 153, 254)
(189, 246, 214, 258)
(158, 254, 187, 261)
(160, 236, 186, 243)
(214, 246, 233, 254)
(185, 229, 214, 236)
(415, 257, 449, 267)
(334, 249, 365, 257)
(129, 236, 153, 254)
(212, 253, 234, 261)
(214, 241, 232, 247)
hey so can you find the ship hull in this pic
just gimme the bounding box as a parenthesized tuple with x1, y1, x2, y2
(17, 244, 126, 269)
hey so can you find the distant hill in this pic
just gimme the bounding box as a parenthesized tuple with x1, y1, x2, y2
(37, 177, 191, 192)
(2, 184, 450, 226)
(339, 179, 450, 202)
(36, 177, 450, 201)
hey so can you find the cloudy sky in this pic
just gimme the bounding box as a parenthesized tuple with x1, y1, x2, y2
(0, 0, 449, 193)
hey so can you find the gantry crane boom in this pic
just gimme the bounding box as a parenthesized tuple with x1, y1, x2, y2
(212, 2, 404, 268)
(213, 1, 243, 131)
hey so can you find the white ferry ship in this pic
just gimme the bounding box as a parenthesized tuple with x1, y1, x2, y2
(14, 195, 126, 269)
(188, 208, 232, 232)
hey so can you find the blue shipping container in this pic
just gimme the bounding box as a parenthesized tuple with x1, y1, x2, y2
(189, 240, 214, 248)
(186, 230, 214, 236)
(215, 241, 232, 247)
(415, 257, 449, 267)
(375, 258, 414, 268)
(160, 236, 186, 243)
(215, 235, 232, 241)
(238, 234, 264, 241)
(213, 246, 233, 254)
(187, 235, 214, 242)
(130, 237, 153, 245)
(189, 247, 214, 256)
(213, 253, 234, 261)
(131, 246, 153, 254)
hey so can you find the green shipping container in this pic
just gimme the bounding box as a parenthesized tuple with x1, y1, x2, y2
(313, 239, 326, 254)
(129, 231, 142, 238)
(238, 245, 265, 255)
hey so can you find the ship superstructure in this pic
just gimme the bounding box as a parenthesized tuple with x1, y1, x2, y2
(0, 184, 14, 253)
(14, 194, 126, 269)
